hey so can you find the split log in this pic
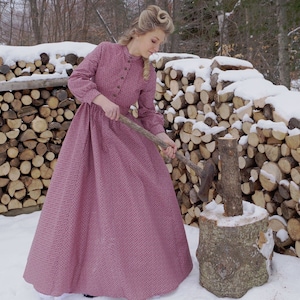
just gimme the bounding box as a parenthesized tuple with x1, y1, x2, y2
(259, 162, 283, 192)
(0, 78, 68, 92)
(287, 218, 300, 241)
(218, 137, 243, 216)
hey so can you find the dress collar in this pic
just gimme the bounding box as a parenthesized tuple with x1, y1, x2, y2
(122, 44, 143, 61)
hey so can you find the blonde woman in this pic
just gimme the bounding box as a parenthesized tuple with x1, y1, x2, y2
(24, 5, 192, 300)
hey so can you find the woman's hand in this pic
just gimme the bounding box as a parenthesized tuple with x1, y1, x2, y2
(156, 132, 177, 159)
(93, 94, 120, 121)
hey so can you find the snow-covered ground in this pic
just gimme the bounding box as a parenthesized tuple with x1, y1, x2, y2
(1, 211, 300, 300)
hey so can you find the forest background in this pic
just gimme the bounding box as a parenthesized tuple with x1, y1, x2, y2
(0, 0, 300, 90)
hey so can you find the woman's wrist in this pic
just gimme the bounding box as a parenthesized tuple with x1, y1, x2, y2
(93, 94, 106, 107)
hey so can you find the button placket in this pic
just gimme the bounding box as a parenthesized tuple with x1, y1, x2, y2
(112, 59, 131, 98)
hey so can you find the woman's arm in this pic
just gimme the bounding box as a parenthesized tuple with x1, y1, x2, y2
(68, 44, 103, 105)
(138, 68, 165, 135)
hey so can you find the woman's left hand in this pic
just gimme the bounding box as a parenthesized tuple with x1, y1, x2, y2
(156, 132, 177, 159)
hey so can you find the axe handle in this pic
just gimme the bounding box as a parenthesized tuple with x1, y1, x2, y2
(119, 114, 204, 178)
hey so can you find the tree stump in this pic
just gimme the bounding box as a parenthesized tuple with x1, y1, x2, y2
(197, 201, 273, 298)
(196, 137, 274, 298)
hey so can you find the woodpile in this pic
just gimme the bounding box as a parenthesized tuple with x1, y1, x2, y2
(1, 44, 300, 257)
(0, 85, 81, 213)
(151, 54, 300, 257)
(0, 52, 81, 83)
(0, 48, 83, 214)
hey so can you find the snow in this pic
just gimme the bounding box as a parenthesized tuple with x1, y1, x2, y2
(213, 68, 264, 82)
(0, 42, 96, 66)
(165, 58, 211, 76)
(1, 211, 300, 300)
(265, 91, 300, 121)
(277, 229, 290, 242)
(212, 56, 254, 69)
(201, 200, 269, 227)
(0, 42, 97, 83)
(221, 78, 288, 103)
(1, 42, 300, 299)
(151, 53, 200, 60)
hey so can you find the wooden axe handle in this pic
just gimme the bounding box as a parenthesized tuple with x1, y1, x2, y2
(119, 114, 204, 178)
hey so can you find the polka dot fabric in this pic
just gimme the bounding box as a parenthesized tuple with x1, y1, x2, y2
(23, 43, 193, 300)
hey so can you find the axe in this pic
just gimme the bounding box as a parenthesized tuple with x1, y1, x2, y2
(119, 114, 216, 203)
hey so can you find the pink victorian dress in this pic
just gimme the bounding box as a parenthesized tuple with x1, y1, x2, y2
(23, 42, 192, 300)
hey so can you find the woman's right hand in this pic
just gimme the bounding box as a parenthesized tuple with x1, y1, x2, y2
(93, 94, 120, 121)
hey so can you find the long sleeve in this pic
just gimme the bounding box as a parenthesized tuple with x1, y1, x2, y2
(68, 44, 103, 104)
(138, 67, 165, 135)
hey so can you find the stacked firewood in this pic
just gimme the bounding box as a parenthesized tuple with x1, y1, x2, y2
(151, 54, 300, 257)
(0, 85, 81, 213)
(0, 52, 83, 82)
(0, 48, 86, 213)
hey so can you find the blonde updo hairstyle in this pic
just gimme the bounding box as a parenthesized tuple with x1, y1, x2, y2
(118, 5, 174, 80)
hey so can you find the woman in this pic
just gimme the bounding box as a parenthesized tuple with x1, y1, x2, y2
(24, 5, 193, 300)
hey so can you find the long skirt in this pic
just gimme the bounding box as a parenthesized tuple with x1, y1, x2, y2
(23, 103, 193, 300)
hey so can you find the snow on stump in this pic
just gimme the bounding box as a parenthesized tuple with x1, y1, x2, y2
(196, 138, 274, 298)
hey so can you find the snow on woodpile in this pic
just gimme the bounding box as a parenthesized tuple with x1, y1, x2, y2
(151, 53, 300, 258)
(0, 42, 96, 83)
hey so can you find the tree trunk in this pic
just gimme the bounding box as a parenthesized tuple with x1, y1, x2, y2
(276, 0, 291, 88)
(219, 137, 243, 216)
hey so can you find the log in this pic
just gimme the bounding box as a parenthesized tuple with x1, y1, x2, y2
(287, 218, 300, 241)
(291, 166, 300, 184)
(31, 116, 48, 133)
(278, 156, 297, 174)
(281, 143, 291, 156)
(7, 180, 25, 197)
(259, 162, 283, 191)
(252, 190, 266, 208)
(169, 80, 182, 95)
(291, 149, 300, 163)
(264, 144, 281, 162)
(218, 137, 243, 216)
(0, 161, 10, 176)
(285, 134, 300, 149)
(185, 89, 199, 104)
(269, 216, 287, 232)
(8, 199, 22, 210)
(194, 77, 205, 92)
(281, 200, 296, 220)
(1, 194, 10, 205)
(0, 78, 68, 92)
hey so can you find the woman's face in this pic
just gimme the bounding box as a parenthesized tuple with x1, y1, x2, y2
(135, 28, 166, 59)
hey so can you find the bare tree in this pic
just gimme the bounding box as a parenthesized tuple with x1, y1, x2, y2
(1, 0, 300, 86)
(29, 0, 47, 44)
(277, 0, 291, 88)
